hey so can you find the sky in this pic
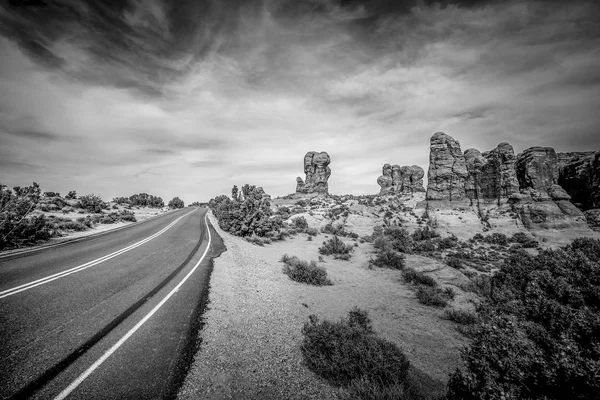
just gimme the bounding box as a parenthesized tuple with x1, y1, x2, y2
(0, 0, 599, 202)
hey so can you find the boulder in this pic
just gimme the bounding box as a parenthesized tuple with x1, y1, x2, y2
(426, 132, 468, 201)
(377, 164, 425, 194)
(296, 151, 331, 195)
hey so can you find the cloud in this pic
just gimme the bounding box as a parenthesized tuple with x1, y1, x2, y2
(0, 0, 599, 201)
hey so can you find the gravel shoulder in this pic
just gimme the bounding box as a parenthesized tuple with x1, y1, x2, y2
(178, 212, 470, 399)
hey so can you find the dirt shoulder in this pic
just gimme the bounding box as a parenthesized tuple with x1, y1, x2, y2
(178, 212, 470, 399)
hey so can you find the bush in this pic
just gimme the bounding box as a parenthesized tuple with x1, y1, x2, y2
(291, 216, 308, 229)
(438, 235, 458, 250)
(411, 226, 440, 241)
(305, 227, 318, 236)
(415, 286, 452, 307)
(443, 309, 479, 325)
(210, 185, 282, 238)
(370, 248, 406, 270)
(281, 254, 332, 286)
(1, 182, 56, 249)
(447, 239, 600, 399)
(168, 196, 185, 209)
(78, 193, 105, 213)
(65, 190, 77, 200)
(402, 268, 437, 287)
(446, 257, 463, 269)
(510, 232, 538, 248)
(301, 308, 410, 391)
(319, 236, 353, 258)
(246, 234, 272, 246)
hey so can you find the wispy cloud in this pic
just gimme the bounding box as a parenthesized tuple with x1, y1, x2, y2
(0, 0, 599, 201)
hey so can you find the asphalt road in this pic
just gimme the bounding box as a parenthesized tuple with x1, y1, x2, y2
(0, 207, 224, 400)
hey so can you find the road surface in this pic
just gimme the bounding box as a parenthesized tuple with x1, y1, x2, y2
(0, 207, 224, 399)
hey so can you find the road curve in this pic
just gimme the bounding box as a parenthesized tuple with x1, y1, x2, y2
(0, 207, 225, 399)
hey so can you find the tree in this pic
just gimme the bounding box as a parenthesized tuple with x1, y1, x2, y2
(168, 197, 184, 209)
(65, 190, 77, 200)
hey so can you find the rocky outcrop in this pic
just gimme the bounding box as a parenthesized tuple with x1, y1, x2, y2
(510, 147, 586, 229)
(426, 132, 468, 201)
(377, 164, 425, 195)
(296, 151, 331, 195)
(557, 151, 600, 210)
(464, 143, 520, 203)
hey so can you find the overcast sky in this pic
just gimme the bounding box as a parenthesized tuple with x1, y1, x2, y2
(1, 0, 599, 202)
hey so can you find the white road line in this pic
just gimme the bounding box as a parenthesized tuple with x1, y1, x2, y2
(0, 210, 196, 299)
(53, 213, 212, 400)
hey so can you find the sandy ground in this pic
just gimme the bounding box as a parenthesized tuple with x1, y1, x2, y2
(178, 212, 471, 400)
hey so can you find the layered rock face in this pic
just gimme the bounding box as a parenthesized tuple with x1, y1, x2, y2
(510, 147, 585, 228)
(464, 143, 519, 203)
(426, 132, 468, 201)
(557, 151, 600, 210)
(377, 164, 425, 195)
(296, 151, 331, 195)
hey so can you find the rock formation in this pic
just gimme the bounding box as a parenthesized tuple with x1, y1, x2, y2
(377, 164, 425, 195)
(426, 132, 468, 201)
(296, 151, 331, 195)
(464, 143, 519, 203)
(557, 151, 600, 210)
(510, 147, 586, 228)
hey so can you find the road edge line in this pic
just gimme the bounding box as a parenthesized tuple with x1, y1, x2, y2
(53, 212, 212, 400)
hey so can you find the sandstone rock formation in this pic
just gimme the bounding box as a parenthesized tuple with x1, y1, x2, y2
(510, 147, 586, 228)
(464, 143, 519, 203)
(377, 164, 425, 195)
(426, 132, 468, 201)
(296, 151, 331, 195)
(557, 151, 600, 210)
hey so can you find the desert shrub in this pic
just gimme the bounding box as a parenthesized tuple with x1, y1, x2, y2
(118, 210, 136, 222)
(483, 232, 509, 246)
(369, 247, 406, 269)
(123, 193, 165, 208)
(291, 216, 308, 229)
(446, 256, 463, 269)
(1, 182, 56, 249)
(301, 308, 410, 393)
(472, 233, 484, 241)
(209, 185, 282, 238)
(319, 236, 353, 258)
(43, 191, 60, 197)
(438, 235, 458, 250)
(447, 240, 600, 399)
(415, 286, 452, 307)
(412, 240, 436, 253)
(510, 232, 538, 248)
(281, 254, 332, 286)
(65, 190, 77, 200)
(246, 233, 272, 246)
(411, 226, 440, 241)
(168, 196, 185, 209)
(443, 309, 479, 325)
(402, 268, 437, 287)
(305, 227, 318, 236)
(373, 225, 412, 253)
(78, 193, 105, 213)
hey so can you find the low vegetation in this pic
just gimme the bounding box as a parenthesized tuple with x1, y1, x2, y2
(319, 236, 354, 260)
(301, 308, 410, 398)
(113, 193, 165, 208)
(209, 184, 282, 238)
(280, 254, 332, 286)
(447, 238, 600, 399)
